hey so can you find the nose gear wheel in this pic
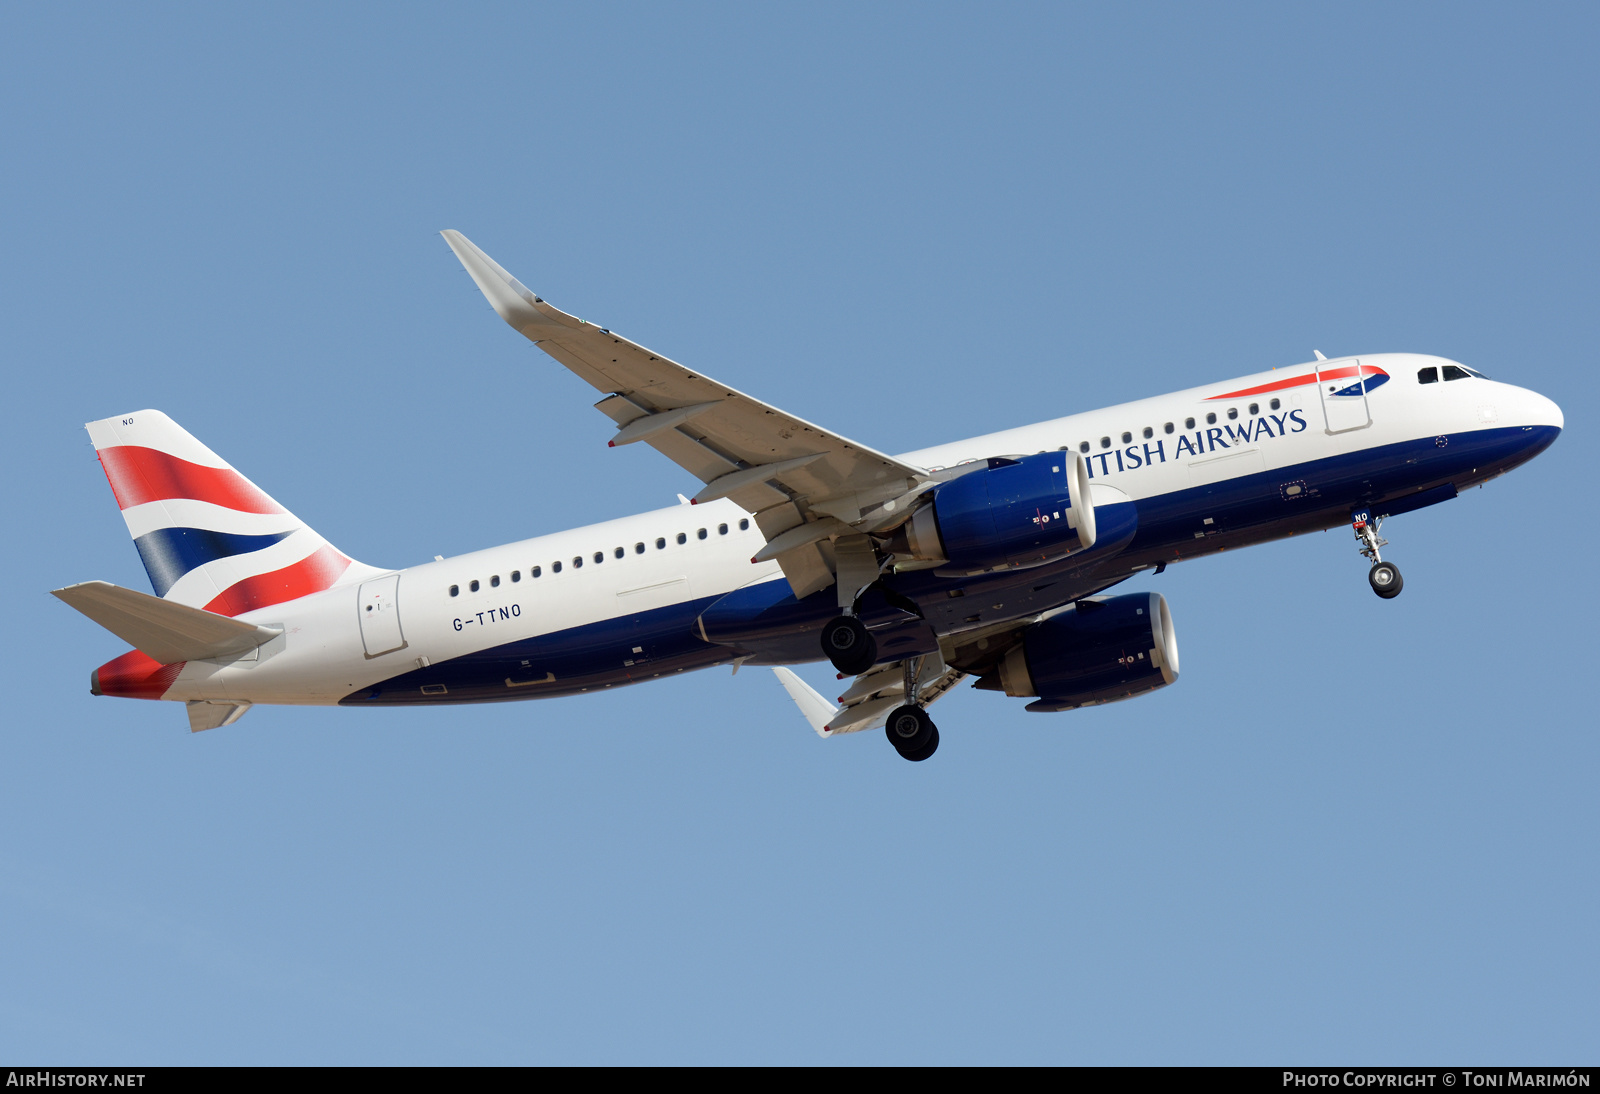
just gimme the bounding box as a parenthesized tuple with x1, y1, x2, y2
(1368, 561, 1403, 598)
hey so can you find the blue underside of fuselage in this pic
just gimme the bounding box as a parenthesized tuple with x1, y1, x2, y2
(340, 424, 1559, 706)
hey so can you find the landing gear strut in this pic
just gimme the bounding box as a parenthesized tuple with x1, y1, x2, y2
(1353, 509, 1403, 599)
(885, 657, 939, 761)
(821, 534, 885, 676)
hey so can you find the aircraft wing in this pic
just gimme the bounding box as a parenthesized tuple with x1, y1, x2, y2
(772, 659, 967, 737)
(442, 230, 931, 599)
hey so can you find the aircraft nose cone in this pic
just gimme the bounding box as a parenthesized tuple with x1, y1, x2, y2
(1536, 391, 1564, 431)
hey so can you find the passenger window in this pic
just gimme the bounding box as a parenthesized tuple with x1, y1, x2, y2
(1206, 412, 1217, 425)
(1418, 367, 1438, 383)
(1227, 407, 1238, 420)
(1248, 403, 1258, 416)
(1100, 436, 1110, 449)
(614, 546, 624, 559)
(552, 561, 562, 573)
(739, 519, 749, 531)
(593, 551, 603, 564)
(1142, 426, 1153, 439)
(491, 575, 500, 587)
(697, 528, 708, 540)
(1270, 398, 1281, 410)
(511, 570, 521, 582)
(449, 584, 459, 597)
(635, 542, 645, 554)
(1164, 422, 1174, 434)
(1185, 417, 1196, 429)
(676, 532, 687, 545)
(469, 579, 480, 592)
(532, 566, 542, 578)
(1079, 441, 1090, 453)
(573, 557, 583, 569)
(1120, 431, 1132, 444)
(718, 523, 728, 535)
(656, 537, 666, 550)
(1443, 365, 1469, 381)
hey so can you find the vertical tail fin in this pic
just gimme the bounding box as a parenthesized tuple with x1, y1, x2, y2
(86, 410, 380, 616)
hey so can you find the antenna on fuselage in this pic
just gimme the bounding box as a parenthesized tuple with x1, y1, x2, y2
(1313, 350, 1328, 361)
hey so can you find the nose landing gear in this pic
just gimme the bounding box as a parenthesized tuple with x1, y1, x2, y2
(1353, 509, 1403, 599)
(884, 657, 939, 761)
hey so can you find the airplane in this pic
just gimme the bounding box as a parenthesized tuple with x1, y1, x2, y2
(51, 231, 1564, 760)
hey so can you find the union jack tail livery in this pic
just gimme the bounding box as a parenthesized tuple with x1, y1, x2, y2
(86, 411, 379, 616)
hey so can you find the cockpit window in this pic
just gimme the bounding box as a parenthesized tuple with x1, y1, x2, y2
(1418, 367, 1438, 384)
(1463, 365, 1489, 378)
(1442, 365, 1470, 381)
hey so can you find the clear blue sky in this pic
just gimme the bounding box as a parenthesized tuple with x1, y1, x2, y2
(2, 2, 1595, 1064)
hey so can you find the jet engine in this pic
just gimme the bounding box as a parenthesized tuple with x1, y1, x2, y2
(981, 592, 1179, 712)
(888, 451, 1097, 572)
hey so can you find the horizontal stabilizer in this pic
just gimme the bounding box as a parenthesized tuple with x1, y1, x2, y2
(52, 580, 281, 664)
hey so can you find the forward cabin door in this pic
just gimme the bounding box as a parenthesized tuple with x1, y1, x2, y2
(358, 574, 407, 657)
(1318, 358, 1374, 435)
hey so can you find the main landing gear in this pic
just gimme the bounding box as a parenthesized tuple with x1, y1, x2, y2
(821, 614, 877, 676)
(1353, 509, 1403, 599)
(885, 658, 939, 762)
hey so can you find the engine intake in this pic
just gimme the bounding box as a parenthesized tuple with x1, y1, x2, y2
(892, 452, 1096, 573)
(994, 592, 1179, 712)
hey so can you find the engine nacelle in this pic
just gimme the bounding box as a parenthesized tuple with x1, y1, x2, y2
(994, 592, 1179, 712)
(893, 451, 1097, 572)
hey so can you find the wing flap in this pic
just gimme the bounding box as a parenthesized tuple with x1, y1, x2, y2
(825, 655, 967, 735)
(774, 657, 968, 738)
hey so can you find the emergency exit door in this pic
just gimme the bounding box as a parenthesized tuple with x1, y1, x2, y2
(358, 574, 407, 657)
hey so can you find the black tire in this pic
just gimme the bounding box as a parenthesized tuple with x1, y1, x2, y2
(820, 615, 877, 676)
(899, 725, 940, 762)
(885, 704, 934, 753)
(1369, 561, 1403, 599)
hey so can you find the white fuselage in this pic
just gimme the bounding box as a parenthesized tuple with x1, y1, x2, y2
(156, 353, 1562, 706)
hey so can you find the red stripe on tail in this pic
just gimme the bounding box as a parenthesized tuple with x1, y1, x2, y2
(97, 446, 286, 514)
(202, 544, 352, 617)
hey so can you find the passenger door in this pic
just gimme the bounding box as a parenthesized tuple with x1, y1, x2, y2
(358, 574, 407, 657)
(1318, 358, 1374, 434)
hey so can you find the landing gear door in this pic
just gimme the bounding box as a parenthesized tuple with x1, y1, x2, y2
(1318, 358, 1373, 435)
(358, 574, 407, 658)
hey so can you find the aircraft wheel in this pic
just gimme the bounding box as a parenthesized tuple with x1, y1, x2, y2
(821, 615, 877, 676)
(899, 725, 940, 762)
(885, 704, 935, 755)
(1369, 561, 1403, 599)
